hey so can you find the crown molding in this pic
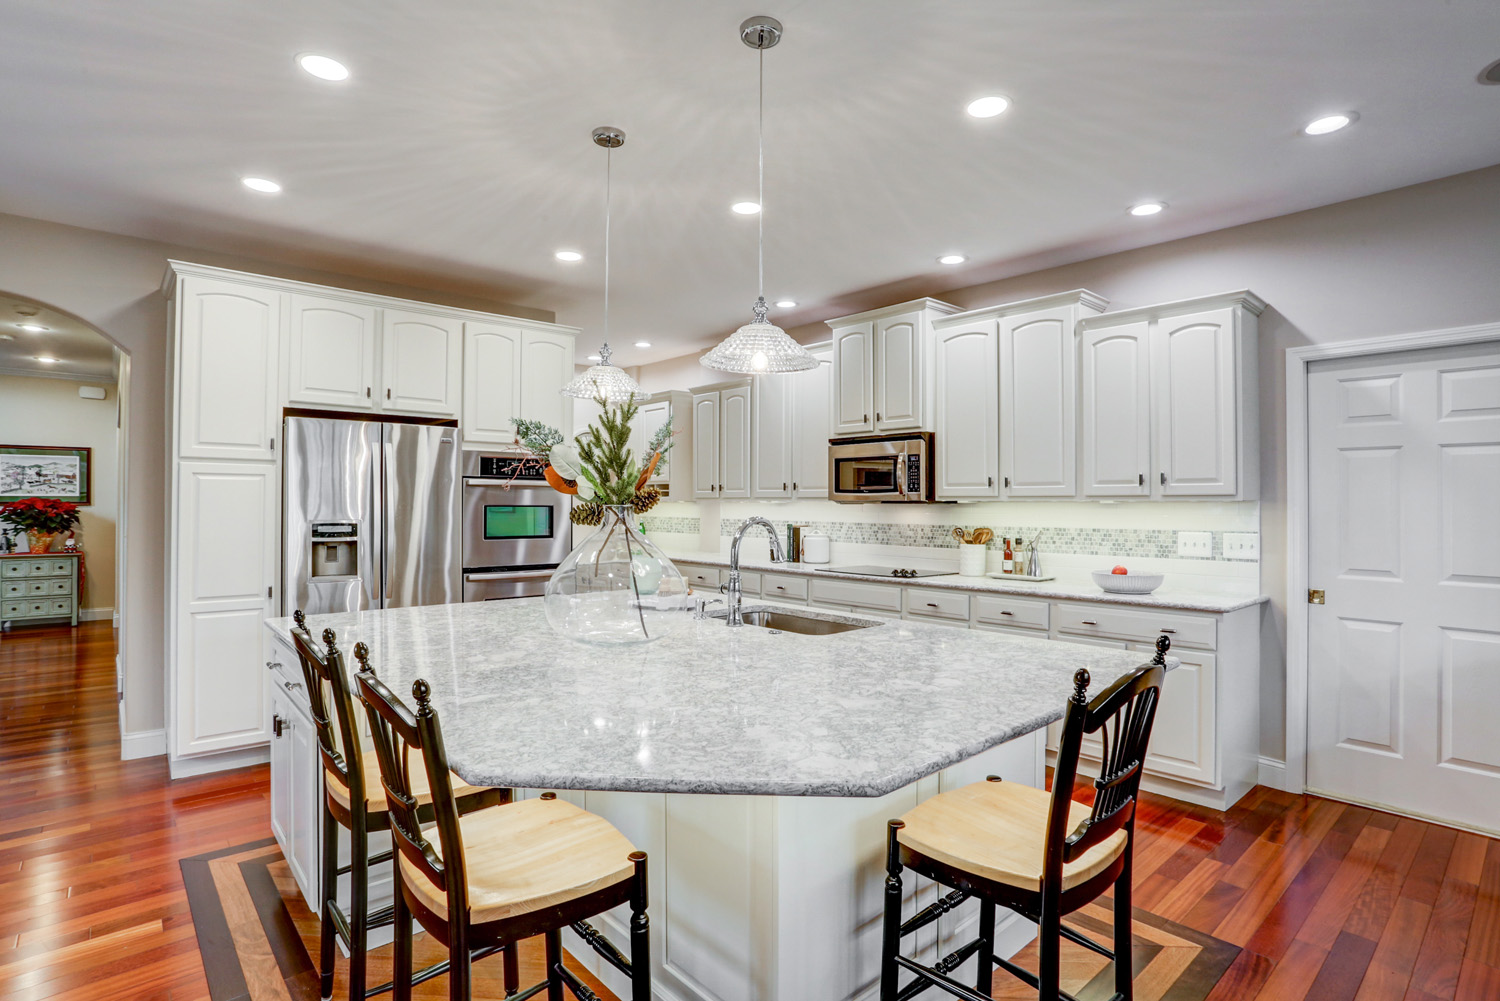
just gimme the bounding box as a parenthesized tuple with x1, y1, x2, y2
(931, 289, 1109, 328)
(1080, 290, 1267, 328)
(824, 297, 962, 328)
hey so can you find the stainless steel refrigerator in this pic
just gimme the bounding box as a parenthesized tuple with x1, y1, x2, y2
(283, 416, 460, 616)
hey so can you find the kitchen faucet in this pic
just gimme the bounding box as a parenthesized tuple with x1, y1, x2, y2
(724, 516, 787, 625)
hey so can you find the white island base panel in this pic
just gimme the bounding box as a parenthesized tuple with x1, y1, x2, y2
(554, 730, 1045, 1001)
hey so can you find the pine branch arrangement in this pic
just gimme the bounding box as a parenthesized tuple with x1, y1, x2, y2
(575, 396, 641, 505)
(511, 417, 564, 461)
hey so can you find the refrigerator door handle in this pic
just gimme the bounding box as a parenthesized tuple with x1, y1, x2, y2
(370, 422, 385, 608)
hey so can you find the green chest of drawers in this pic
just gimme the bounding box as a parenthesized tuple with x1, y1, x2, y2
(1, 554, 80, 629)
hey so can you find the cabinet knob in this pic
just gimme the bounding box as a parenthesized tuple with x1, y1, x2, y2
(876, 412, 882, 422)
(1159, 628, 1177, 634)
(283, 680, 302, 693)
(792, 481, 798, 491)
(387, 388, 392, 400)
(987, 476, 993, 488)
(366, 387, 372, 398)
(265, 660, 280, 671)
(272, 714, 285, 738)
(863, 413, 868, 423)
(926, 602, 939, 608)
(1138, 473, 1145, 487)
(1160, 471, 1167, 485)
(1004, 476, 1010, 489)
(999, 610, 1013, 616)
(783, 482, 787, 491)
(1081, 619, 1098, 626)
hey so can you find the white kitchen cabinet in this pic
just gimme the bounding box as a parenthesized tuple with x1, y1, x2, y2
(826, 299, 959, 437)
(1130, 644, 1217, 786)
(753, 343, 832, 499)
(174, 275, 281, 461)
(462, 321, 523, 444)
(380, 309, 462, 417)
(1080, 320, 1152, 497)
(520, 328, 576, 438)
(1000, 300, 1094, 497)
(269, 677, 321, 905)
(792, 345, 833, 498)
(932, 318, 999, 498)
(287, 294, 378, 411)
(692, 391, 720, 498)
(719, 384, 752, 498)
(632, 391, 693, 499)
(1152, 306, 1251, 497)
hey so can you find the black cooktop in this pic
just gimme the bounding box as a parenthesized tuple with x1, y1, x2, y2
(817, 565, 950, 579)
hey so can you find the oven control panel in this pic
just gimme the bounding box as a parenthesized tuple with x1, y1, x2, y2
(905, 454, 922, 495)
(473, 454, 545, 479)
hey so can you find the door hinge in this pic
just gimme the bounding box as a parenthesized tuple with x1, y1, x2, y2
(1308, 589, 1325, 605)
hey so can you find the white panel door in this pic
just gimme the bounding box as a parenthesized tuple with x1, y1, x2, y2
(831, 322, 874, 435)
(1081, 322, 1151, 496)
(875, 311, 922, 430)
(287, 295, 377, 410)
(520, 328, 576, 435)
(751, 375, 793, 497)
(174, 461, 277, 757)
(692, 392, 719, 498)
(1153, 308, 1237, 495)
(1000, 307, 1076, 496)
(792, 347, 833, 498)
(177, 276, 280, 460)
(634, 399, 673, 484)
(933, 321, 999, 498)
(1307, 341, 1500, 832)
(719, 385, 752, 499)
(380, 309, 461, 416)
(462, 321, 523, 444)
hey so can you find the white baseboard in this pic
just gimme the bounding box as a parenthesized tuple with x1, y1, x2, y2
(168, 743, 270, 779)
(112, 610, 120, 627)
(79, 606, 113, 622)
(120, 727, 167, 760)
(1258, 755, 1295, 792)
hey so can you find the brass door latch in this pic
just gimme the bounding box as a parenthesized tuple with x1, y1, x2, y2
(1308, 589, 1325, 604)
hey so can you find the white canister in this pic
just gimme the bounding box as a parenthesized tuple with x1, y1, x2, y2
(959, 543, 987, 576)
(802, 532, 831, 564)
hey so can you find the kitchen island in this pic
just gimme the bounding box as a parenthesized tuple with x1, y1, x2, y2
(264, 599, 1165, 1001)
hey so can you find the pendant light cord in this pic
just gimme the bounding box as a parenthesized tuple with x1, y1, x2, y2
(604, 144, 612, 346)
(757, 46, 765, 302)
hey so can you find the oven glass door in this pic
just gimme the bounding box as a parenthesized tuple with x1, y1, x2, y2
(483, 504, 554, 540)
(834, 455, 904, 496)
(462, 482, 570, 571)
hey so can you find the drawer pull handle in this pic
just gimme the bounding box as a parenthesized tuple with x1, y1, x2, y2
(999, 610, 1013, 616)
(775, 585, 786, 591)
(283, 680, 303, 692)
(265, 660, 280, 671)
(927, 602, 940, 608)
(1081, 619, 1098, 626)
(1159, 628, 1177, 634)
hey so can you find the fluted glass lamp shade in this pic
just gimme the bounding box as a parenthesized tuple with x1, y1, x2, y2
(561, 342, 648, 403)
(701, 297, 818, 374)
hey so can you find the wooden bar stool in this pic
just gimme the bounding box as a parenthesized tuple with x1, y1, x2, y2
(289, 612, 508, 1001)
(354, 651, 653, 1001)
(880, 637, 1169, 1001)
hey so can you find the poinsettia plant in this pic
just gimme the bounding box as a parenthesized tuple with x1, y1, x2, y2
(0, 497, 81, 533)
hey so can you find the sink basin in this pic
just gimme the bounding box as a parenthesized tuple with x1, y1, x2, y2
(711, 606, 882, 635)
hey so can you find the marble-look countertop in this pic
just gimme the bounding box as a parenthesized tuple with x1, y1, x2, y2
(266, 599, 1165, 798)
(663, 550, 1267, 613)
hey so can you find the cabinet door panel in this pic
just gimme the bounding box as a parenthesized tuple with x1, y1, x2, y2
(520, 329, 575, 434)
(634, 400, 673, 484)
(719, 385, 752, 498)
(692, 392, 720, 498)
(1154, 308, 1237, 496)
(832, 323, 874, 434)
(1001, 308, 1075, 496)
(381, 310, 461, 416)
(933, 322, 999, 498)
(875, 313, 922, 430)
(288, 295, 377, 410)
(793, 349, 832, 497)
(177, 277, 279, 460)
(463, 322, 523, 444)
(1132, 645, 1218, 785)
(751, 375, 793, 497)
(1081, 322, 1151, 496)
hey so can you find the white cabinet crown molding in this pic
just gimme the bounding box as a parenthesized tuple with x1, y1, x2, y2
(1078, 289, 1267, 329)
(822, 297, 961, 329)
(931, 288, 1109, 329)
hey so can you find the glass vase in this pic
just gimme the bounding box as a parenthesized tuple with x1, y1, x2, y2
(27, 530, 58, 554)
(543, 505, 692, 645)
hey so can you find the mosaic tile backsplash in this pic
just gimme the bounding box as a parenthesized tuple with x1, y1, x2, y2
(638, 514, 1257, 562)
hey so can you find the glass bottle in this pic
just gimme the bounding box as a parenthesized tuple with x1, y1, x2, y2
(1002, 537, 1014, 574)
(544, 505, 692, 645)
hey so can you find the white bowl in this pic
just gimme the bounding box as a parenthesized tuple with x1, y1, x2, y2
(1092, 570, 1165, 594)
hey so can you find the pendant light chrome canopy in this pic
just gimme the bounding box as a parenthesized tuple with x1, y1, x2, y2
(702, 16, 818, 375)
(562, 126, 649, 403)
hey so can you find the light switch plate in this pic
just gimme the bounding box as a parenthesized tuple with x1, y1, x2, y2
(1177, 531, 1212, 558)
(1223, 533, 1260, 559)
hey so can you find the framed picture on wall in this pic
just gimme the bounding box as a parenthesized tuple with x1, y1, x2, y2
(0, 445, 92, 505)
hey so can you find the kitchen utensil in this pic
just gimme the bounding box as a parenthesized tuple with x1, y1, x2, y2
(1091, 570, 1165, 594)
(973, 528, 993, 546)
(952, 527, 967, 543)
(802, 533, 831, 564)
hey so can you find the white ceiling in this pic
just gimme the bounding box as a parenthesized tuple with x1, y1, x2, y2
(0, 293, 118, 383)
(2, 1, 1498, 365)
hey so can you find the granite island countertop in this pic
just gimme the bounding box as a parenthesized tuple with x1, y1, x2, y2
(266, 599, 1168, 798)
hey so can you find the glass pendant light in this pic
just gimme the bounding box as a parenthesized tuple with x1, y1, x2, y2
(701, 16, 818, 375)
(562, 126, 648, 403)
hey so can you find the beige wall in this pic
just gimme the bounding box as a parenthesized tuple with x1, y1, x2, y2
(0, 374, 119, 612)
(638, 163, 1500, 763)
(0, 210, 553, 741)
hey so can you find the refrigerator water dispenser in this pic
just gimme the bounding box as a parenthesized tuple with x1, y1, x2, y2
(310, 522, 359, 579)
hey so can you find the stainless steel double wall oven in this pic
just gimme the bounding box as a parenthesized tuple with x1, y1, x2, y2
(461, 452, 572, 601)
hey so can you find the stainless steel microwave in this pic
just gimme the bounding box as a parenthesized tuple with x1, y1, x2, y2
(828, 432, 934, 503)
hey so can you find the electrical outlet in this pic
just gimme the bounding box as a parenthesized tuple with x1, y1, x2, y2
(1177, 531, 1212, 558)
(1223, 533, 1260, 559)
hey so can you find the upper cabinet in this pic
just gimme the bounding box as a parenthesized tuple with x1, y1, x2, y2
(692, 391, 720, 498)
(792, 345, 833, 498)
(287, 295, 378, 411)
(1080, 320, 1152, 497)
(826, 300, 960, 436)
(381, 310, 462, 416)
(632, 391, 693, 499)
(692, 382, 752, 499)
(751, 343, 833, 499)
(173, 275, 281, 461)
(932, 319, 999, 498)
(518, 328, 576, 437)
(462, 322, 523, 444)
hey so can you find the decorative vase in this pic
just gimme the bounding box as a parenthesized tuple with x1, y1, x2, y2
(958, 542, 987, 576)
(27, 530, 58, 554)
(544, 505, 691, 645)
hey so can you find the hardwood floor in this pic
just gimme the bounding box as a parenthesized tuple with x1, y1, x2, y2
(2, 620, 1497, 999)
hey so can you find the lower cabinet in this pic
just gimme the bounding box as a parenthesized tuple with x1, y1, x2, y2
(269, 678, 321, 905)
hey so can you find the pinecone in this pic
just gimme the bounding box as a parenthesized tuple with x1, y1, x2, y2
(631, 486, 661, 515)
(570, 501, 604, 526)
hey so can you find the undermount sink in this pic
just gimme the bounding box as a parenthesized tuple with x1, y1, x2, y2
(711, 606, 882, 635)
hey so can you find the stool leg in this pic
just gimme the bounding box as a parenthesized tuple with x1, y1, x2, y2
(319, 809, 338, 1001)
(1114, 843, 1135, 1001)
(881, 820, 905, 1001)
(450, 922, 471, 1001)
(545, 929, 565, 1001)
(502, 943, 519, 997)
(629, 851, 651, 1001)
(391, 886, 413, 1001)
(976, 900, 995, 996)
(1038, 896, 1061, 1001)
(349, 821, 368, 1001)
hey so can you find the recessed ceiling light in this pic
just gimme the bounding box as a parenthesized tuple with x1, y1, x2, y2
(966, 95, 1011, 119)
(1481, 58, 1500, 85)
(242, 176, 282, 194)
(297, 54, 349, 82)
(1303, 113, 1356, 136)
(34, 355, 58, 364)
(731, 201, 761, 215)
(16, 322, 48, 332)
(774, 300, 797, 308)
(554, 250, 583, 262)
(1129, 201, 1166, 216)
(634, 341, 651, 348)
(937, 254, 967, 265)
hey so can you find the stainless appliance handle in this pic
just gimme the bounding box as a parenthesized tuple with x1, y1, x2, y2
(464, 477, 546, 487)
(464, 570, 554, 582)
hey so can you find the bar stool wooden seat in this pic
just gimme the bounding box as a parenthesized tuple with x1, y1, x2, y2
(289, 612, 507, 1001)
(355, 655, 653, 1001)
(881, 638, 1169, 1001)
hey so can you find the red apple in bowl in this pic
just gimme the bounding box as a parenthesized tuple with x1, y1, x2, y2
(1111, 565, 1129, 575)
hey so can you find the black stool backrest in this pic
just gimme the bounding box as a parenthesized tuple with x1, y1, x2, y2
(354, 656, 469, 924)
(289, 611, 364, 807)
(1045, 636, 1168, 881)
